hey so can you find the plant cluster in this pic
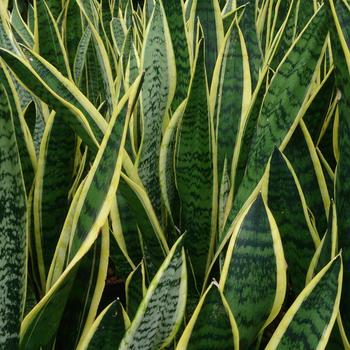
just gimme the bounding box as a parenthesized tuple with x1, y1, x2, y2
(0, 0, 350, 349)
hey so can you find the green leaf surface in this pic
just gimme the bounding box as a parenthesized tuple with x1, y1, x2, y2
(34, 0, 70, 77)
(138, 0, 175, 216)
(267, 148, 317, 296)
(163, 0, 191, 108)
(224, 6, 328, 233)
(220, 194, 286, 348)
(34, 110, 75, 275)
(0, 83, 27, 349)
(175, 39, 213, 287)
(0, 48, 105, 151)
(178, 283, 239, 350)
(119, 236, 187, 350)
(266, 255, 343, 350)
(86, 301, 128, 349)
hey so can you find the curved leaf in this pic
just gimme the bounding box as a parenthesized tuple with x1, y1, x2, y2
(220, 194, 286, 348)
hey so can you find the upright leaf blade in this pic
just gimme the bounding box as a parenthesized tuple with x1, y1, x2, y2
(220, 194, 286, 348)
(175, 39, 214, 287)
(138, 0, 176, 215)
(224, 6, 329, 234)
(119, 236, 187, 350)
(266, 255, 343, 350)
(0, 83, 27, 349)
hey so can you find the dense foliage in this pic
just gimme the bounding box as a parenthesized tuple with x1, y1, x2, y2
(0, 0, 350, 349)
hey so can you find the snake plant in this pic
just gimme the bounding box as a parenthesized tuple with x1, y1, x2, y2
(0, 0, 350, 349)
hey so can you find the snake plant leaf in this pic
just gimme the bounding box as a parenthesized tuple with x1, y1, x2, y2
(33, 110, 75, 275)
(220, 194, 286, 348)
(0, 67, 36, 194)
(284, 121, 329, 237)
(67, 76, 142, 261)
(301, 70, 335, 145)
(266, 147, 318, 296)
(79, 300, 129, 350)
(111, 17, 126, 56)
(0, 83, 27, 349)
(10, 0, 34, 48)
(159, 100, 186, 224)
(60, 222, 110, 350)
(328, 0, 350, 340)
(266, 255, 343, 350)
(74, 26, 92, 86)
(177, 282, 239, 350)
(224, 0, 261, 89)
(34, 0, 71, 77)
(118, 174, 168, 278)
(175, 38, 214, 287)
(0, 47, 106, 150)
(138, 0, 176, 216)
(224, 5, 329, 234)
(77, 0, 116, 111)
(64, 0, 83, 70)
(126, 262, 146, 320)
(163, 0, 191, 109)
(46, 0, 63, 19)
(119, 235, 187, 350)
(20, 78, 142, 350)
(213, 19, 251, 190)
(113, 192, 143, 269)
(307, 203, 337, 282)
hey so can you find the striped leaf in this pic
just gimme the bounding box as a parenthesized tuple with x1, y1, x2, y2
(307, 203, 337, 282)
(0, 48, 105, 151)
(220, 194, 286, 348)
(138, 0, 176, 216)
(175, 38, 214, 287)
(212, 19, 251, 191)
(79, 300, 129, 350)
(224, 6, 329, 234)
(266, 148, 318, 296)
(266, 255, 343, 350)
(119, 235, 187, 350)
(10, 0, 34, 48)
(33, 110, 75, 278)
(0, 83, 27, 349)
(34, 0, 71, 77)
(191, 0, 223, 84)
(125, 262, 146, 320)
(224, 0, 261, 88)
(163, 0, 191, 108)
(177, 282, 239, 350)
(118, 174, 168, 278)
(328, 0, 350, 341)
(19, 77, 142, 349)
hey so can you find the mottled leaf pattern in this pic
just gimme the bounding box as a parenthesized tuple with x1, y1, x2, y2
(119, 236, 187, 350)
(0, 83, 27, 349)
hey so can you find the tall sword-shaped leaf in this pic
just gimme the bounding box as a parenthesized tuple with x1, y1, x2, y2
(223, 6, 329, 238)
(266, 255, 343, 350)
(0, 83, 27, 349)
(119, 235, 187, 350)
(220, 194, 286, 348)
(177, 282, 239, 350)
(138, 0, 176, 216)
(175, 38, 214, 287)
(0, 48, 106, 151)
(190, 0, 224, 85)
(19, 77, 142, 349)
(163, 0, 191, 109)
(328, 0, 350, 342)
(266, 148, 318, 296)
(34, 0, 71, 78)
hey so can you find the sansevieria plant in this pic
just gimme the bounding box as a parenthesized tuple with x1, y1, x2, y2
(1, 0, 350, 349)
